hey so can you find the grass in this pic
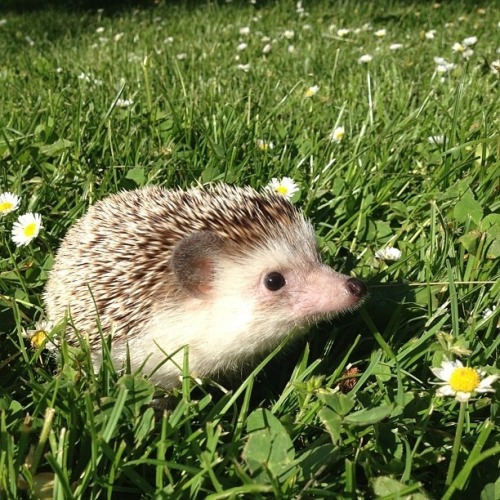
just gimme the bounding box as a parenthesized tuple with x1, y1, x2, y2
(0, 0, 499, 497)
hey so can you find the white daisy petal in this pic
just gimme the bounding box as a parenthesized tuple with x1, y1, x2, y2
(455, 391, 472, 403)
(477, 375, 499, 391)
(436, 385, 455, 397)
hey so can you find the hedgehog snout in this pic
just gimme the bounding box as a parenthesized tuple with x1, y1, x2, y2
(345, 277, 367, 299)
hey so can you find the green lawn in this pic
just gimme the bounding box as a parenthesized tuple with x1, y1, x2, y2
(1, 0, 499, 498)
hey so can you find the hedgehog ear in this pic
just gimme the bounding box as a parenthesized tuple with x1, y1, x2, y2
(171, 231, 224, 296)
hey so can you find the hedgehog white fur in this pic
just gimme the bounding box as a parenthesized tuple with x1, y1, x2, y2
(44, 184, 366, 388)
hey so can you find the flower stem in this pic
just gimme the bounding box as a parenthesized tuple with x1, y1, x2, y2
(445, 401, 467, 486)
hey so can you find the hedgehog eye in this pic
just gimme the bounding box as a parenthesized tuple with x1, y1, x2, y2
(264, 272, 286, 291)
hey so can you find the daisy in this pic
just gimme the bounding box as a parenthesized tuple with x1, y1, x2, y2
(236, 63, 250, 72)
(358, 54, 373, 64)
(11, 212, 43, 247)
(374, 29, 387, 38)
(431, 359, 498, 402)
(115, 98, 133, 108)
(389, 43, 403, 50)
(0, 192, 20, 215)
(435, 60, 456, 72)
(425, 30, 436, 40)
(283, 30, 294, 40)
(305, 85, 319, 97)
(23, 320, 54, 349)
(329, 126, 345, 143)
(482, 305, 497, 319)
(256, 139, 274, 151)
(428, 135, 445, 145)
(239, 26, 250, 36)
(236, 42, 248, 51)
(267, 177, 299, 199)
(375, 246, 402, 261)
(452, 42, 465, 53)
(462, 36, 477, 46)
(262, 43, 272, 55)
(491, 60, 500, 75)
(337, 28, 350, 37)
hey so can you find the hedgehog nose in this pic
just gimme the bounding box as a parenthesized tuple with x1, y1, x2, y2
(346, 278, 367, 298)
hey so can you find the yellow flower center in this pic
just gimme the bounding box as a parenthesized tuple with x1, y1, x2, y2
(24, 222, 37, 237)
(275, 186, 289, 196)
(0, 201, 13, 212)
(449, 367, 480, 393)
(30, 330, 48, 348)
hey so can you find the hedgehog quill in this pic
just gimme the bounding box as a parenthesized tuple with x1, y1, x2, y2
(44, 184, 366, 389)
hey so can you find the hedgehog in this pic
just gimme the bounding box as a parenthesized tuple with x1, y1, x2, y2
(44, 184, 366, 389)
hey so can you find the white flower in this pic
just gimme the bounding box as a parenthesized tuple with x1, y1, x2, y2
(462, 36, 477, 46)
(305, 85, 319, 97)
(115, 98, 133, 108)
(428, 135, 445, 145)
(452, 42, 465, 53)
(358, 54, 373, 64)
(461, 48, 474, 59)
(236, 63, 251, 72)
(287, 45, 295, 54)
(78, 72, 91, 82)
(296, 0, 307, 16)
(482, 305, 497, 319)
(236, 42, 248, 51)
(262, 43, 272, 55)
(267, 177, 299, 199)
(0, 192, 21, 215)
(425, 30, 436, 40)
(337, 28, 350, 37)
(23, 320, 54, 349)
(176, 53, 188, 60)
(433, 57, 456, 73)
(283, 30, 294, 40)
(375, 246, 402, 261)
(96, 27, 105, 34)
(256, 139, 274, 151)
(389, 43, 403, 50)
(11, 212, 43, 247)
(431, 359, 498, 403)
(491, 60, 500, 75)
(374, 29, 386, 38)
(114, 32, 124, 42)
(239, 26, 251, 36)
(329, 126, 345, 143)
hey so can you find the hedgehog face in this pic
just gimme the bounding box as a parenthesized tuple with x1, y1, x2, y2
(166, 228, 366, 365)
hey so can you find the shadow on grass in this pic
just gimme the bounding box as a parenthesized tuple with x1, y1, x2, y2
(0, 0, 275, 14)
